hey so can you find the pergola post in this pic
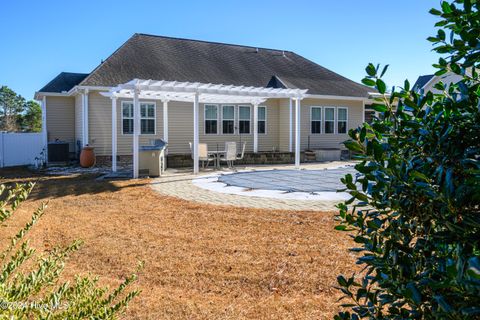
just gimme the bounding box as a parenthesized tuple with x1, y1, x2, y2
(163, 99, 169, 143)
(294, 97, 301, 168)
(111, 97, 117, 172)
(193, 92, 199, 174)
(253, 102, 259, 153)
(289, 98, 293, 152)
(133, 88, 140, 178)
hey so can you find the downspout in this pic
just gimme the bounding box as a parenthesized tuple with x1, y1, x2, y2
(42, 96, 48, 163)
(83, 89, 89, 146)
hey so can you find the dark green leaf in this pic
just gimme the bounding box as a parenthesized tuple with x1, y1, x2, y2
(361, 78, 376, 87)
(370, 103, 387, 113)
(441, 1, 452, 13)
(365, 63, 376, 77)
(380, 65, 389, 78)
(438, 29, 446, 41)
(344, 141, 364, 153)
(376, 79, 387, 94)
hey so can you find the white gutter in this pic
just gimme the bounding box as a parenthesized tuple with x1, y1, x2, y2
(34, 91, 69, 100)
(305, 93, 369, 101)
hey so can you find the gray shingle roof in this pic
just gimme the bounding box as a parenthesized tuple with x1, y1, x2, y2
(79, 34, 372, 97)
(39, 72, 88, 93)
(412, 74, 435, 92)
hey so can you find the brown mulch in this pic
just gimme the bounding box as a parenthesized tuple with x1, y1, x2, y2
(0, 167, 359, 320)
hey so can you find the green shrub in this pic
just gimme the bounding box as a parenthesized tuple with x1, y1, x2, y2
(335, 1, 480, 319)
(0, 182, 141, 319)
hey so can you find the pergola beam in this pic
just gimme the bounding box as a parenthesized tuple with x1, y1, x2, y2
(113, 79, 307, 99)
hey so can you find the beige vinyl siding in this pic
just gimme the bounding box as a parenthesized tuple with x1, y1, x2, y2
(88, 92, 165, 156)
(45, 96, 75, 152)
(74, 94, 83, 151)
(277, 98, 364, 151)
(299, 98, 363, 150)
(259, 99, 280, 152)
(278, 98, 292, 152)
(167, 101, 193, 154)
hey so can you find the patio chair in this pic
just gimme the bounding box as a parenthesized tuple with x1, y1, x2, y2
(220, 142, 237, 168)
(236, 141, 246, 161)
(189, 142, 215, 169)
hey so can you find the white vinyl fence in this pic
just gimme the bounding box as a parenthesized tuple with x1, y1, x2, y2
(0, 132, 44, 168)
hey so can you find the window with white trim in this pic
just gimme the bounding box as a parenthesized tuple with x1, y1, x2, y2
(258, 106, 266, 134)
(239, 106, 250, 134)
(122, 102, 134, 134)
(204, 105, 218, 134)
(324, 107, 335, 134)
(337, 107, 348, 134)
(140, 103, 155, 134)
(222, 105, 235, 134)
(122, 102, 156, 134)
(311, 107, 322, 134)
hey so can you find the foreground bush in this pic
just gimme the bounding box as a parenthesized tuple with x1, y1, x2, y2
(335, 1, 479, 319)
(0, 182, 140, 319)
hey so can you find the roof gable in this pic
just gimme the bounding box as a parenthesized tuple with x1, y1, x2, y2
(39, 72, 88, 93)
(79, 34, 371, 97)
(412, 74, 435, 92)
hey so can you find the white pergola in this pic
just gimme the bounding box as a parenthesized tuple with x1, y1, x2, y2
(101, 79, 307, 178)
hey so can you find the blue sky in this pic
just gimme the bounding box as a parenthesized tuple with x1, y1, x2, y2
(1, 0, 439, 100)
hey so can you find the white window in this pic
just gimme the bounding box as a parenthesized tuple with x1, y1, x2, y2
(140, 103, 155, 134)
(258, 106, 266, 134)
(311, 107, 322, 134)
(122, 101, 156, 135)
(324, 107, 335, 134)
(204, 105, 218, 134)
(337, 107, 348, 134)
(238, 105, 251, 134)
(122, 102, 134, 134)
(222, 105, 235, 134)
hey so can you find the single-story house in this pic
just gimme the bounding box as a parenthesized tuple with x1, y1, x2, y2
(35, 34, 374, 176)
(412, 72, 463, 93)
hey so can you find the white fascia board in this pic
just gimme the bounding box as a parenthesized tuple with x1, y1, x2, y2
(305, 94, 368, 101)
(34, 91, 70, 100)
(67, 85, 112, 96)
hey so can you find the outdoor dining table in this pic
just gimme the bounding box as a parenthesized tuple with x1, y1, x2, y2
(208, 150, 226, 169)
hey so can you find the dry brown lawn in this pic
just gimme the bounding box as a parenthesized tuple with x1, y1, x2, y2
(0, 167, 359, 319)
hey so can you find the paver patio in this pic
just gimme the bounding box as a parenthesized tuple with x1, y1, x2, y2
(150, 161, 356, 211)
